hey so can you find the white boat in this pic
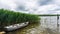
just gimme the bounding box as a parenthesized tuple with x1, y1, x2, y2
(4, 22, 29, 31)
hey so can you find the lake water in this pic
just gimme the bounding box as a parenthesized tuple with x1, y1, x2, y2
(5, 16, 60, 34)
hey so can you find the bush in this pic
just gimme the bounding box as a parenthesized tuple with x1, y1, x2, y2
(0, 9, 40, 26)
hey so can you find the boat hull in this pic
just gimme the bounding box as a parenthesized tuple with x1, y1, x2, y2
(3, 22, 29, 31)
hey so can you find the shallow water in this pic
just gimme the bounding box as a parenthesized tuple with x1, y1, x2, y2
(6, 16, 60, 34)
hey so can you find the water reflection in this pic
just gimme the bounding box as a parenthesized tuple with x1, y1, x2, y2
(40, 16, 60, 34)
(6, 16, 60, 34)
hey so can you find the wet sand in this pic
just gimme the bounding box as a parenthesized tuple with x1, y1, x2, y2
(0, 31, 5, 34)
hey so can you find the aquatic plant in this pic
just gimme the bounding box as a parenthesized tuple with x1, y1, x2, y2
(0, 9, 40, 26)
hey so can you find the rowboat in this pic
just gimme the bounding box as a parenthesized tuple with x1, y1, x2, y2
(4, 22, 29, 31)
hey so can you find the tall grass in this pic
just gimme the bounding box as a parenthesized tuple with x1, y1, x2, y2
(0, 9, 40, 26)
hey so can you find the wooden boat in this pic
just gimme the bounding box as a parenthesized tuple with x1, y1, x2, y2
(4, 22, 29, 31)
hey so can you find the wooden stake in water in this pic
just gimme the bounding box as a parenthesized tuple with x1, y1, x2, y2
(57, 14, 59, 34)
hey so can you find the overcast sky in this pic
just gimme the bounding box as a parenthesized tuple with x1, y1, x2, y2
(0, 0, 60, 14)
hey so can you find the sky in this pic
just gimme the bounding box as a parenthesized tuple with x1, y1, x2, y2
(0, 0, 60, 14)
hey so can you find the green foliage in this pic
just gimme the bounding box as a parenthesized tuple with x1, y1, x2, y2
(0, 9, 40, 26)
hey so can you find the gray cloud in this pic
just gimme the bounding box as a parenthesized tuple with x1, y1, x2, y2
(37, 0, 53, 6)
(0, 0, 60, 14)
(16, 5, 26, 11)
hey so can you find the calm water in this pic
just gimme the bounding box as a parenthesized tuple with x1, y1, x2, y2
(6, 16, 60, 34)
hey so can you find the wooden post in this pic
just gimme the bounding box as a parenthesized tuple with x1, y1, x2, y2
(57, 14, 59, 34)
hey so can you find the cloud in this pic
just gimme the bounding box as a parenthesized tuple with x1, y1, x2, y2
(35, 4, 58, 14)
(0, 0, 38, 11)
(0, 0, 17, 10)
(0, 0, 60, 14)
(37, 0, 53, 6)
(34, 0, 60, 14)
(53, 0, 60, 5)
(15, 0, 38, 11)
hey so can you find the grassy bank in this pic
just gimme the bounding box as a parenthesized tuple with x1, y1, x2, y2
(0, 9, 40, 26)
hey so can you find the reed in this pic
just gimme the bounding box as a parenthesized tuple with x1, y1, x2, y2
(0, 9, 40, 26)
